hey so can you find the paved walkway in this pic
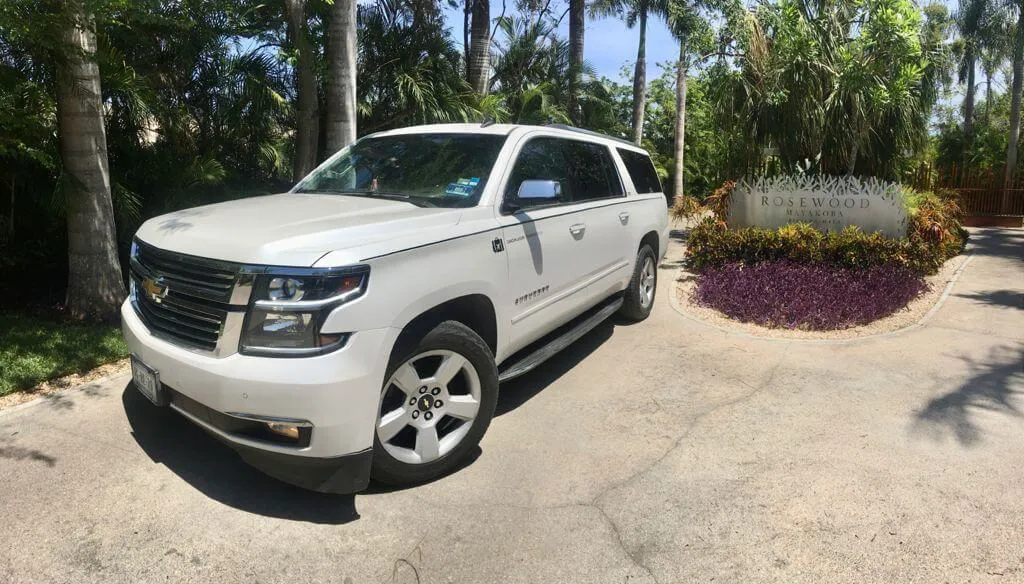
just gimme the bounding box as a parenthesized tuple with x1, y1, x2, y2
(1, 228, 1021, 584)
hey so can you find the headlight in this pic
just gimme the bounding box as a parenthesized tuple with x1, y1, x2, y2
(240, 266, 368, 357)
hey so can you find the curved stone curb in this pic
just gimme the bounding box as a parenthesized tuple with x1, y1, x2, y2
(665, 253, 975, 345)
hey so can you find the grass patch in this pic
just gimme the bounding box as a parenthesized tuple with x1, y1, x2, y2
(0, 313, 128, 397)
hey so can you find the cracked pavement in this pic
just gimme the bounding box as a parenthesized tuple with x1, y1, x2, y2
(1, 228, 1022, 583)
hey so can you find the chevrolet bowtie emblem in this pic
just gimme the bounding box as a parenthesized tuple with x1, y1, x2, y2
(142, 277, 169, 303)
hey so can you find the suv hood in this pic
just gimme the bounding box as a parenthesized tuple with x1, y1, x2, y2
(135, 193, 462, 266)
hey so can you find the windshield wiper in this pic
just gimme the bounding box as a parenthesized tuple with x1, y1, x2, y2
(297, 189, 433, 207)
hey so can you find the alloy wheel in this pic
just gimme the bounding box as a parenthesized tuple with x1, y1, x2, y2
(639, 256, 656, 308)
(377, 350, 482, 465)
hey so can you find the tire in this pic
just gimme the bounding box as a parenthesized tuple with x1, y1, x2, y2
(371, 320, 498, 486)
(619, 244, 657, 321)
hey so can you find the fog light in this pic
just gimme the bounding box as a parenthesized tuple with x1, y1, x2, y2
(266, 422, 301, 440)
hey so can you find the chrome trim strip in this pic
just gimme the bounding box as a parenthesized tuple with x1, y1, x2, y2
(214, 312, 246, 357)
(222, 412, 314, 427)
(168, 403, 310, 454)
(230, 272, 255, 305)
(239, 334, 350, 358)
(252, 286, 365, 311)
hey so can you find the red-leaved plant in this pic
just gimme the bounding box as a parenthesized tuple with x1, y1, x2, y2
(693, 260, 928, 330)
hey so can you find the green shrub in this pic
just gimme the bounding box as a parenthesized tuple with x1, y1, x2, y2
(685, 217, 737, 272)
(685, 187, 966, 275)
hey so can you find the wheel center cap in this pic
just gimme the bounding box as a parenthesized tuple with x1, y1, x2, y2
(417, 395, 434, 412)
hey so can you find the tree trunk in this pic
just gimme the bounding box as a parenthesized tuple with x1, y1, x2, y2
(325, 0, 357, 153)
(568, 0, 585, 125)
(963, 49, 976, 152)
(985, 72, 992, 126)
(631, 9, 648, 145)
(464, 0, 471, 70)
(7, 176, 13, 239)
(467, 0, 491, 95)
(56, 1, 125, 321)
(672, 39, 687, 200)
(1004, 9, 1023, 199)
(285, 0, 319, 180)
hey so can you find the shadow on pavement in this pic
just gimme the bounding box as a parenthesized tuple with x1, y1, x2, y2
(122, 385, 359, 524)
(965, 228, 1024, 261)
(913, 346, 1024, 446)
(496, 320, 614, 417)
(954, 289, 1023, 310)
(0, 440, 57, 467)
(121, 315, 623, 503)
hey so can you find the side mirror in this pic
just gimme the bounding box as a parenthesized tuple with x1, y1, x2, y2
(517, 179, 561, 202)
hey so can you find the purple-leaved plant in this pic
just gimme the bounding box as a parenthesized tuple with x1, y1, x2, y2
(693, 261, 929, 330)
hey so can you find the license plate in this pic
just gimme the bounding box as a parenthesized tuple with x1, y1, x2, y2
(131, 356, 165, 406)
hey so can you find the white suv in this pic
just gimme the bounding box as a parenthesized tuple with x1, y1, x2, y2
(122, 123, 668, 492)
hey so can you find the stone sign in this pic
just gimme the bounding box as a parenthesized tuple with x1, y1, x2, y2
(728, 175, 908, 238)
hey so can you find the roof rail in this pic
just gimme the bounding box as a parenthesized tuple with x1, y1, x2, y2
(544, 124, 637, 147)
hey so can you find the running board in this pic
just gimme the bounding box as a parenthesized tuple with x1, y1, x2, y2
(497, 296, 623, 383)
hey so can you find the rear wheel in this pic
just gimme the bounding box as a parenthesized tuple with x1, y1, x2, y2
(619, 244, 657, 321)
(371, 321, 498, 486)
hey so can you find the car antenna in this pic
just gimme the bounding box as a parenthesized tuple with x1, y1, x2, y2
(481, 117, 495, 128)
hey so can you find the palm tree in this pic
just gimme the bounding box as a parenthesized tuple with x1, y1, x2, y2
(591, 0, 669, 145)
(978, 8, 1011, 123)
(490, 14, 614, 126)
(1004, 1, 1022, 192)
(284, 0, 318, 179)
(726, 0, 933, 180)
(956, 0, 987, 152)
(568, 0, 586, 124)
(326, 0, 358, 153)
(467, 0, 491, 95)
(357, 0, 481, 132)
(56, 0, 125, 320)
(666, 0, 726, 198)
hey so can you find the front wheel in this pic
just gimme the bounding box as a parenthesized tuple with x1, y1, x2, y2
(371, 321, 498, 486)
(619, 244, 657, 321)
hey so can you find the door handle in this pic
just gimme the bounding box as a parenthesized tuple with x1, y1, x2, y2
(569, 223, 586, 238)
(618, 211, 630, 224)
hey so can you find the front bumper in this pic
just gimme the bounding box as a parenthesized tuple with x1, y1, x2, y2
(233, 441, 373, 494)
(121, 301, 394, 493)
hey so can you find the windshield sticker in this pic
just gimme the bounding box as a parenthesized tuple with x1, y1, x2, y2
(445, 183, 474, 197)
(446, 178, 478, 197)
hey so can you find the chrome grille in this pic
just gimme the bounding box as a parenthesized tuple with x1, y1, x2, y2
(130, 241, 241, 351)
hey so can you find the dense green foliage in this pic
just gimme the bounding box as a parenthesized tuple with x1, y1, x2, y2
(934, 86, 1023, 175)
(715, 0, 948, 180)
(0, 313, 127, 396)
(0, 0, 1018, 314)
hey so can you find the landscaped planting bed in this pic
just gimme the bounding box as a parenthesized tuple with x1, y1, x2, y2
(672, 185, 968, 333)
(693, 260, 928, 330)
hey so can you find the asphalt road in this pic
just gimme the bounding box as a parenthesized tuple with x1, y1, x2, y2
(1, 228, 1022, 584)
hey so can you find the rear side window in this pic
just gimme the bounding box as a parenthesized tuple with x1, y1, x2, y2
(505, 137, 623, 208)
(563, 141, 623, 201)
(617, 148, 662, 194)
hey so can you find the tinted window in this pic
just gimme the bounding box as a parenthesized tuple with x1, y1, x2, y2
(617, 148, 662, 194)
(505, 138, 623, 209)
(293, 133, 507, 208)
(564, 141, 623, 201)
(504, 138, 573, 205)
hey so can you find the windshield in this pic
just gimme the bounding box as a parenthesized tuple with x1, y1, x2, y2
(293, 133, 507, 208)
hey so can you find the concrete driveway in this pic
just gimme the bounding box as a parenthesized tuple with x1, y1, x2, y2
(1, 228, 1022, 584)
